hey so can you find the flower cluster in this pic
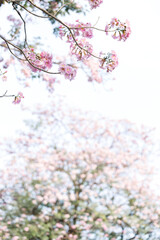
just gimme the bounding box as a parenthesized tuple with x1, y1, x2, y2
(70, 38, 93, 61)
(59, 20, 93, 41)
(24, 48, 53, 72)
(59, 21, 94, 61)
(105, 18, 131, 41)
(59, 63, 77, 80)
(69, 20, 93, 39)
(58, 15, 131, 73)
(88, 0, 103, 9)
(13, 92, 24, 104)
(99, 50, 118, 72)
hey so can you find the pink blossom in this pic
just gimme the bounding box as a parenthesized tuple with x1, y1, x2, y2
(13, 92, 24, 104)
(124, 20, 131, 40)
(97, 218, 102, 222)
(40, 51, 53, 69)
(24, 48, 53, 72)
(12, 237, 19, 240)
(69, 20, 93, 39)
(99, 50, 118, 72)
(71, 225, 77, 229)
(59, 63, 66, 74)
(59, 63, 77, 80)
(24, 227, 29, 232)
(2, 75, 7, 81)
(105, 18, 131, 41)
(70, 38, 93, 60)
(88, 0, 103, 9)
(56, 223, 63, 228)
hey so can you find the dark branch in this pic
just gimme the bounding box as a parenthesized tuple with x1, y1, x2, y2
(12, 2, 28, 47)
(0, 90, 15, 98)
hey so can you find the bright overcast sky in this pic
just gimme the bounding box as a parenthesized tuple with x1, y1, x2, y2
(63, 0, 160, 126)
(56, 0, 160, 127)
(0, 0, 160, 138)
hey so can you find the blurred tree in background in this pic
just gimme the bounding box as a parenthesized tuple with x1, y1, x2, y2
(0, 100, 159, 240)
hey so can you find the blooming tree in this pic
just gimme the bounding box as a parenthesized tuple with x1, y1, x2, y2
(0, 100, 160, 240)
(0, 0, 131, 103)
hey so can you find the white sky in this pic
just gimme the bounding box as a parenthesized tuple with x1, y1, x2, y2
(0, 0, 160, 138)
(62, 0, 160, 127)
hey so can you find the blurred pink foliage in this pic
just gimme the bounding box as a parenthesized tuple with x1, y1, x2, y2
(0, 100, 159, 239)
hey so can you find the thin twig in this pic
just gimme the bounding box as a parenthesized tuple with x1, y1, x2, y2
(54, 0, 73, 17)
(54, 0, 66, 16)
(17, 2, 48, 18)
(93, 16, 100, 27)
(0, 90, 15, 98)
(2, 37, 25, 61)
(70, 25, 116, 33)
(12, 2, 28, 47)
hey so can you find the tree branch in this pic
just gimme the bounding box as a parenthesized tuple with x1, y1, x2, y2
(12, 2, 28, 47)
(0, 90, 15, 98)
(0, 35, 61, 75)
(27, 0, 102, 60)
